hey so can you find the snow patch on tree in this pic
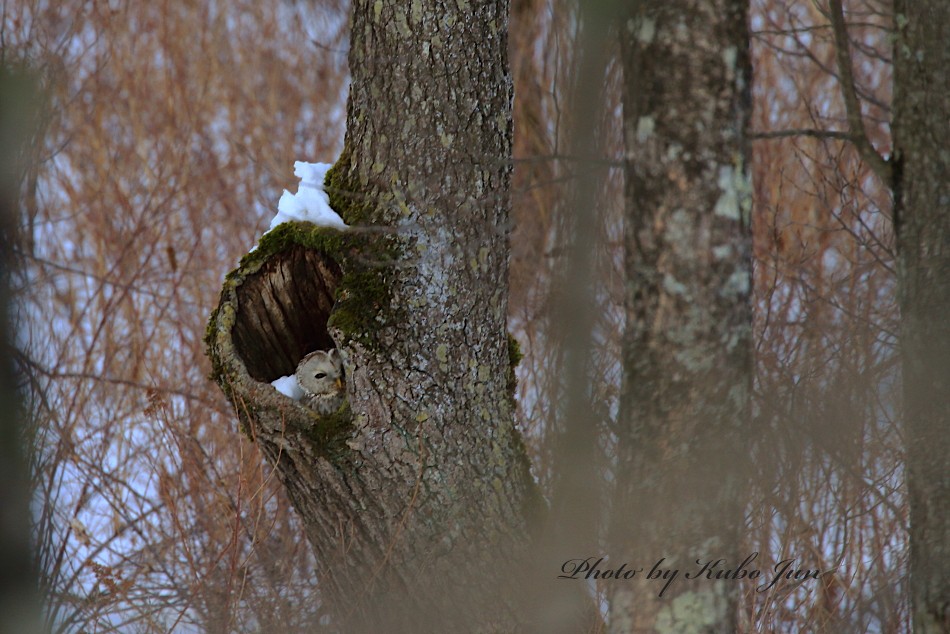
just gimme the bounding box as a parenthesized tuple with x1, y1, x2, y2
(268, 161, 348, 233)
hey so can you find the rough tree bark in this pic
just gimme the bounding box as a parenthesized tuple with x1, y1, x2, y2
(611, 1, 753, 631)
(892, 2, 950, 632)
(205, 0, 538, 631)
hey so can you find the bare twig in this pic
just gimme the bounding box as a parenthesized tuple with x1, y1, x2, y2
(828, 0, 892, 184)
(750, 128, 853, 141)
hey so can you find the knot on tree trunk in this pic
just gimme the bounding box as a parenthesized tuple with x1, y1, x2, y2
(205, 223, 348, 453)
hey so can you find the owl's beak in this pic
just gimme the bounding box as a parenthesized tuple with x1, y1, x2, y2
(335, 378, 343, 390)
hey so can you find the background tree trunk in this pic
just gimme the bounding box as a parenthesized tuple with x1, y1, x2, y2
(0, 66, 44, 634)
(611, 1, 753, 631)
(207, 0, 537, 631)
(892, 2, 950, 631)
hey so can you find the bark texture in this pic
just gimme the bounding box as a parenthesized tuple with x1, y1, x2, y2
(613, 2, 753, 632)
(207, 0, 537, 631)
(892, 2, 950, 632)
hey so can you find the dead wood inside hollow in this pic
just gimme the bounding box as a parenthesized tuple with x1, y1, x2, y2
(231, 244, 341, 383)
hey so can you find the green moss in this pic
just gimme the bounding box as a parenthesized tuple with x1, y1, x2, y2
(205, 299, 237, 392)
(304, 401, 353, 457)
(325, 154, 374, 225)
(328, 272, 383, 343)
(240, 221, 348, 270)
(507, 332, 523, 368)
(323, 156, 404, 347)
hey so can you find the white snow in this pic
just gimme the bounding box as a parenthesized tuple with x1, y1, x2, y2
(271, 374, 304, 400)
(266, 161, 347, 233)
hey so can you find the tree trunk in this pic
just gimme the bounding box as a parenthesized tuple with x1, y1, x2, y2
(206, 0, 538, 631)
(892, 2, 950, 632)
(0, 67, 44, 634)
(612, 1, 753, 631)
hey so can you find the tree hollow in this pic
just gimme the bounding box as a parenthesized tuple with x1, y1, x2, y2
(232, 244, 341, 383)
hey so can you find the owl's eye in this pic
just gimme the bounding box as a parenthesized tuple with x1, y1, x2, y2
(315, 372, 327, 379)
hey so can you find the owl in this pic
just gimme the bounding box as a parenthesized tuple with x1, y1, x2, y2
(294, 349, 345, 415)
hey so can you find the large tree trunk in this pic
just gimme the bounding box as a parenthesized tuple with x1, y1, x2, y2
(611, 1, 753, 631)
(892, 2, 950, 631)
(206, 0, 538, 631)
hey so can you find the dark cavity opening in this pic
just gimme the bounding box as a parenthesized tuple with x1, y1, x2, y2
(232, 244, 341, 383)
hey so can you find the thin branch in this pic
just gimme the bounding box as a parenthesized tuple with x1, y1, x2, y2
(828, 0, 892, 184)
(18, 354, 226, 412)
(750, 128, 854, 141)
(511, 153, 623, 167)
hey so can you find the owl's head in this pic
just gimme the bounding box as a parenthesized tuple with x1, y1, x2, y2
(295, 348, 344, 396)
